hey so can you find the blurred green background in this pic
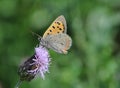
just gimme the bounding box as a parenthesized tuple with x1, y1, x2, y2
(0, 0, 120, 88)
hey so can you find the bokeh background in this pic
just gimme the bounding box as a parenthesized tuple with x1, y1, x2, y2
(0, 0, 120, 88)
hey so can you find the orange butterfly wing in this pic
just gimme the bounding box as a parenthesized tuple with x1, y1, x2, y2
(43, 15, 67, 38)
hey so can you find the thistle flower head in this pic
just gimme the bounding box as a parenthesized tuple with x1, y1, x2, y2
(34, 46, 51, 79)
(18, 45, 51, 82)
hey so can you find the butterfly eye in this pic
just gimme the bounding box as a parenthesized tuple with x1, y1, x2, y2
(38, 37, 42, 41)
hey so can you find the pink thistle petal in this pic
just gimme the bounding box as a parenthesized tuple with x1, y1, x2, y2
(35, 46, 51, 79)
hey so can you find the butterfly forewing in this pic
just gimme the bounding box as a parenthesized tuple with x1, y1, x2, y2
(43, 15, 67, 38)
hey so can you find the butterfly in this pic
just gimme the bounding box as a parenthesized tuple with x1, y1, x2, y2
(39, 15, 72, 54)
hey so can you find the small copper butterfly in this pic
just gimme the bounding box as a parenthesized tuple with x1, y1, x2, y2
(39, 15, 72, 54)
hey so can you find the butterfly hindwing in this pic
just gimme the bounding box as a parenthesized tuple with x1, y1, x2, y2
(41, 33, 72, 54)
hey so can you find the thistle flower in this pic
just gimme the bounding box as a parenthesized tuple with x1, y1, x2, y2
(15, 46, 51, 88)
(34, 46, 51, 79)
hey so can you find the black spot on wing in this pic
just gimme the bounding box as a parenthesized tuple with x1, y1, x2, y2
(57, 22, 60, 25)
(49, 30, 52, 32)
(59, 28, 62, 30)
(60, 43, 64, 45)
(52, 26, 55, 29)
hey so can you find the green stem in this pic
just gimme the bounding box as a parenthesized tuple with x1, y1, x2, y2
(15, 80, 22, 88)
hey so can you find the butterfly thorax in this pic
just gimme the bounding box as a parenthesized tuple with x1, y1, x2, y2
(40, 38, 51, 49)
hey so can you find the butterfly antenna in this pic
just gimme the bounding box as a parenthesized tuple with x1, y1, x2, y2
(30, 30, 42, 39)
(15, 80, 22, 88)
